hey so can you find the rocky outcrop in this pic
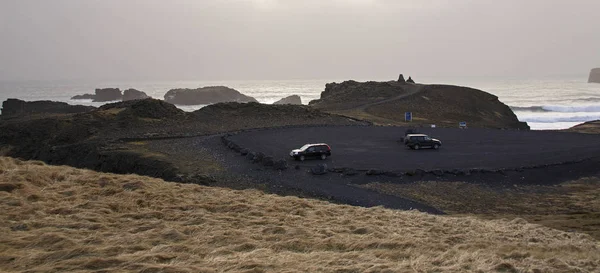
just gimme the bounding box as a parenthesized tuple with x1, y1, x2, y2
(309, 80, 408, 110)
(1, 99, 96, 117)
(93, 88, 123, 102)
(309, 79, 528, 130)
(407, 76, 415, 84)
(273, 95, 302, 105)
(164, 86, 258, 105)
(398, 74, 406, 83)
(123, 89, 150, 101)
(589, 68, 600, 83)
(71, 94, 96, 100)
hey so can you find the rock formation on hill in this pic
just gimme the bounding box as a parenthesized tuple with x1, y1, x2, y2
(164, 86, 258, 105)
(123, 89, 150, 101)
(309, 80, 410, 110)
(589, 68, 600, 83)
(407, 76, 415, 84)
(398, 74, 406, 83)
(1, 99, 96, 117)
(273, 95, 302, 105)
(310, 79, 528, 130)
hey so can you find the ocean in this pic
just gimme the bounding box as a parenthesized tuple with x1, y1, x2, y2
(0, 76, 598, 130)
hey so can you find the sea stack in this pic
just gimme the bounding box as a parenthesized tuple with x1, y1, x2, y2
(589, 68, 600, 83)
(398, 74, 406, 83)
(273, 95, 302, 105)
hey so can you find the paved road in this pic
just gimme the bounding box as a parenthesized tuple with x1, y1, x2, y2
(228, 126, 600, 172)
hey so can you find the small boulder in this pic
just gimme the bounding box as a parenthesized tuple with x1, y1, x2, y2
(246, 152, 257, 161)
(431, 170, 444, 176)
(273, 159, 288, 170)
(93, 88, 123, 102)
(311, 164, 328, 175)
(240, 149, 249, 156)
(252, 152, 265, 163)
(263, 156, 275, 167)
(123, 89, 150, 101)
(273, 95, 302, 105)
(366, 169, 385, 176)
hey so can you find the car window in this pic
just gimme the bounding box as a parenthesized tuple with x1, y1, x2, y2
(425, 136, 431, 141)
(300, 144, 311, 150)
(307, 147, 315, 152)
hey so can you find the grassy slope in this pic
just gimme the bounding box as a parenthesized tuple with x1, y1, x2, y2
(1, 157, 598, 272)
(358, 179, 600, 241)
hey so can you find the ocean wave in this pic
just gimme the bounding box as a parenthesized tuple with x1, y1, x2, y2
(512, 104, 600, 113)
(521, 115, 600, 123)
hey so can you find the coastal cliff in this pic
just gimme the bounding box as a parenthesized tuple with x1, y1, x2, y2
(589, 68, 600, 83)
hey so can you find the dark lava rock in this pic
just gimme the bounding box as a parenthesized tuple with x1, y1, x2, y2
(406, 169, 426, 176)
(240, 149, 249, 156)
(589, 68, 600, 83)
(431, 170, 444, 176)
(93, 88, 123, 102)
(406, 76, 415, 84)
(123, 89, 150, 101)
(11, 224, 28, 231)
(164, 86, 258, 105)
(246, 152, 257, 161)
(263, 156, 275, 167)
(71, 94, 96, 100)
(366, 169, 385, 176)
(384, 171, 403, 177)
(252, 152, 265, 163)
(1, 99, 96, 117)
(273, 159, 288, 170)
(398, 74, 406, 83)
(0, 183, 21, 192)
(181, 174, 215, 186)
(273, 95, 302, 105)
(294, 165, 301, 170)
(98, 99, 185, 120)
(311, 164, 328, 175)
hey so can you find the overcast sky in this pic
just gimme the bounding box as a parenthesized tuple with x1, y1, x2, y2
(1, 0, 599, 81)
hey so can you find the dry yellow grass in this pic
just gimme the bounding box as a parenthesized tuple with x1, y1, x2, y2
(1, 157, 599, 272)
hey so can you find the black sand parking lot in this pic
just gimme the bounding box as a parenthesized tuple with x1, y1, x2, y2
(228, 126, 600, 172)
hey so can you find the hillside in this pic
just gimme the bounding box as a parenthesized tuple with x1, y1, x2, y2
(1, 157, 598, 272)
(566, 120, 600, 134)
(310, 80, 529, 129)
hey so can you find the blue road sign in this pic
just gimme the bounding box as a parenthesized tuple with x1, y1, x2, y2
(405, 112, 412, 121)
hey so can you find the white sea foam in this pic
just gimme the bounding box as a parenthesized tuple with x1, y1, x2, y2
(542, 105, 600, 113)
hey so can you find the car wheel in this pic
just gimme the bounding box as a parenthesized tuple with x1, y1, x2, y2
(320, 154, 327, 160)
(433, 144, 439, 150)
(300, 155, 305, 161)
(414, 144, 420, 150)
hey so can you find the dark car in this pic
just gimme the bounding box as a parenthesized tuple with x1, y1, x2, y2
(404, 134, 441, 150)
(290, 143, 331, 161)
